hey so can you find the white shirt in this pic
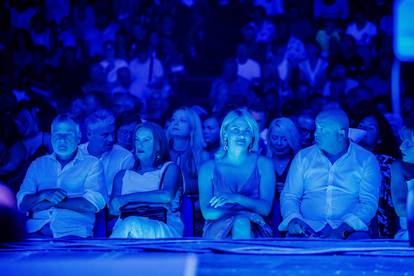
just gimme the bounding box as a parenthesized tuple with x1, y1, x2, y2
(346, 22, 378, 46)
(237, 59, 261, 81)
(279, 142, 380, 232)
(100, 59, 128, 84)
(79, 143, 134, 196)
(16, 149, 107, 238)
(298, 58, 328, 87)
(128, 58, 164, 99)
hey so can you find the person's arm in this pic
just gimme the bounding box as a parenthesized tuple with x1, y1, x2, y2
(111, 163, 182, 214)
(198, 161, 239, 221)
(109, 170, 126, 216)
(0, 142, 27, 175)
(122, 151, 135, 170)
(391, 160, 407, 217)
(20, 189, 67, 213)
(55, 197, 97, 213)
(77, 159, 107, 213)
(209, 156, 275, 216)
(342, 154, 380, 231)
(278, 152, 306, 231)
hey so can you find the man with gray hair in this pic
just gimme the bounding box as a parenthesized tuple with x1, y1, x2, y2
(79, 109, 134, 197)
(17, 114, 107, 238)
(279, 109, 381, 239)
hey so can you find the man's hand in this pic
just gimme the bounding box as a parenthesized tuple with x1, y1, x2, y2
(327, 223, 354, 239)
(110, 197, 125, 215)
(287, 218, 316, 237)
(39, 189, 67, 205)
(209, 193, 239, 208)
(32, 200, 55, 212)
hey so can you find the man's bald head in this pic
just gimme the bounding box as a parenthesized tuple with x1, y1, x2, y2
(315, 109, 350, 155)
(316, 109, 349, 131)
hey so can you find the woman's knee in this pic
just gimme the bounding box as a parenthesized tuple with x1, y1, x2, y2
(232, 215, 251, 237)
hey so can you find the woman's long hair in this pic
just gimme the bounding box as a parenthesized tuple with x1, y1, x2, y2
(134, 122, 170, 168)
(266, 117, 301, 158)
(166, 107, 206, 172)
(356, 108, 400, 157)
(215, 108, 260, 159)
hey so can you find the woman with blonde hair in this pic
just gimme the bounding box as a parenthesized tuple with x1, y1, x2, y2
(266, 117, 301, 235)
(166, 107, 208, 236)
(166, 106, 208, 195)
(199, 109, 275, 239)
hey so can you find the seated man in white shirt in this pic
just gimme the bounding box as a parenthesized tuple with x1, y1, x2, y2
(279, 109, 380, 239)
(17, 114, 107, 238)
(79, 109, 134, 197)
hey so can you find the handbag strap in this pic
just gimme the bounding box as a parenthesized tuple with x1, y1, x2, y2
(158, 161, 174, 190)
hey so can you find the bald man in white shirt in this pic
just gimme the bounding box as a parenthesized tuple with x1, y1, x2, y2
(279, 109, 380, 239)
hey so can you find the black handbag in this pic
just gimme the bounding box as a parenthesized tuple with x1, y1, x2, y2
(120, 203, 167, 223)
(119, 163, 174, 223)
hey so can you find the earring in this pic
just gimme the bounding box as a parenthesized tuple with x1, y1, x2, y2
(224, 139, 228, 151)
(248, 143, 253, 152)
(155, 152, 161, 161)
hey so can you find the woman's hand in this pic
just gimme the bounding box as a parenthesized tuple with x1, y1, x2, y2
(238, 210, 266, 226)
(209, 193, 240, 208)
(110, 197, 125, 215)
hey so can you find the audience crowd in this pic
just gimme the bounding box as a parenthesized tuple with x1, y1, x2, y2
(0, 0, 413, 240)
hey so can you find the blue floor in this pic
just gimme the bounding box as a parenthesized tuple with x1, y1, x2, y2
(1, 238, 414, 275)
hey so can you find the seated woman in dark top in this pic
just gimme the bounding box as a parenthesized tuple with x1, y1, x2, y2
(202, 113, 222, 160)
(356, 109, 400, 238)
(0, 102, 52, 192)
(266, 117, 301, 235)
(166, 107, 208, 196)
(166, 107, 209, 236)
(199, 109, 275, 239)
(391, 121, 414, 240)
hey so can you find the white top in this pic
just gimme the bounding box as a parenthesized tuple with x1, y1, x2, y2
(346, 22, 378, 46)
(121, 162, 180, 212)
(237, 59, 261, 81)
(279, 142, 380, 232)
(16, 149, 107, 238)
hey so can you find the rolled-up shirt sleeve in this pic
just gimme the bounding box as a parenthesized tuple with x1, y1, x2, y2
(83, 159, 107, 212)
(279, 153, 305, 231)
(16, 160, 38, 209)
(122, 153, 135, 170)
(342, 154, 380, 231)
